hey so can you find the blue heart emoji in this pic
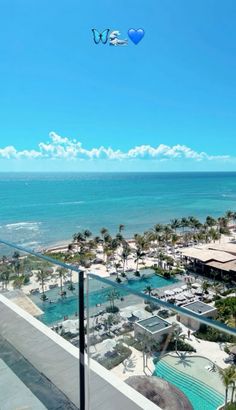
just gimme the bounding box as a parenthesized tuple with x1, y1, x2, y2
(128, 28, 145, 45)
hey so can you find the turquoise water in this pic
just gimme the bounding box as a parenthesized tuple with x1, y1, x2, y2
(31, 271, 178, 325)
(0, 172, 236, 250)
(154, 360, 224, 410)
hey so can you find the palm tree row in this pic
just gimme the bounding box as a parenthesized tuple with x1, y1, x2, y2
(68, 210, 234, 280)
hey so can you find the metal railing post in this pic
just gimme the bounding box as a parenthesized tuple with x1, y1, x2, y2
(79, 271, 85, 410)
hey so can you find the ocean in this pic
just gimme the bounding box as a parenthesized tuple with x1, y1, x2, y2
(0, 172, 236, 250)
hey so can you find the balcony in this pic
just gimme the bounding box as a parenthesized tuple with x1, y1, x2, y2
(0, 239, 236, 410)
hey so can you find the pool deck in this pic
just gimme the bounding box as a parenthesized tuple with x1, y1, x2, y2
(3, 289, 43, 316)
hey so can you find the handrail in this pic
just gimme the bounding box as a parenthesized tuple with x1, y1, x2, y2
(1, 239, 236, 337)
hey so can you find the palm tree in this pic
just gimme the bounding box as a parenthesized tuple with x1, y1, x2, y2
(170, 219, 180, 233)
(134, 248, 145, 272)
(100, 227, 108, 238)
(205, 215, 216, 228)
(225, 210, 234, 223)
(144, 285, 153, 296)
(171, 233, 179, 252)
(36, 269, 49, 301)
(226, 305, 236, 328)
(209, 228, 220, 243)
(83, 229, 92, 241)
(121, 244, 131, 273)
(180, 217, 189, 233)
(140, 334, 159, 372)
(172, 323, 185, 354)
(188, 216, 201, 233)
(106, 289, 120, 312)
(11, 251, 21, 276)
(163, 225, 173, 244)
(0, 268, 10, 290)
(201, 281, 210, 294)
(229, 366, 236, 404)
(118, 224, 125, 234)
(219, 365, 236, 408)
(57, 268, 67, 296)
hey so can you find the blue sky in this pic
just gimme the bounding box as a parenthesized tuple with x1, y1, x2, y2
(0, 0, 236, 171)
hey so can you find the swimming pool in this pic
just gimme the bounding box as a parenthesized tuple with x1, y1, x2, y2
(31, 269, 178, 325)
(154, 356, 224, 410)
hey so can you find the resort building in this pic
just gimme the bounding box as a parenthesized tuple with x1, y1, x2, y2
(134, 315, 173, 342)
(179, 301, 217, 331)
(180, 242, 236, 277)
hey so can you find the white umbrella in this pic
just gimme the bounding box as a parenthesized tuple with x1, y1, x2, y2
(194, 289, 203, 295)
(164, 290, 175, 296)
(102, 338, 116, 351)
(120, 310, 132, 319)
(173, 288, 182, 293)
(184, 292, 193, 299)
(62, 319, 79, 334)
(192, 283, 201, 289)
(133, 309, 147, 320)
(176, 294, 186, 301)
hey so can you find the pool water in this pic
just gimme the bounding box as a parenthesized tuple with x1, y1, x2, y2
(154, 358, 224, 410)
(31, 270, 178, 325)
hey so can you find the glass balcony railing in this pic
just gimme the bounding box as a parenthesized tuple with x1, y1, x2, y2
(0, 239, 236, 410)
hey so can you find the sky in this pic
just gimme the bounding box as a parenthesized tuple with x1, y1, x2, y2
(0, 0, 236, 172)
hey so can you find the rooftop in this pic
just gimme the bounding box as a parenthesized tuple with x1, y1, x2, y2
(182, 301, 217, 315)
(181, 247, 236, 263)
(136, 316, 172, 334)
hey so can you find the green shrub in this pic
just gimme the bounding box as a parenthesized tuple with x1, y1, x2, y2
(212, 295, 221, 301)
(145, 305, 153, 313)
(225, 403, 236, 410)
(106, 306, 119, 314)
(195, 324, 236, 343)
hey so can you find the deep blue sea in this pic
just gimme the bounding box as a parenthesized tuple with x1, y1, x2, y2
(0, 172, 236, 250)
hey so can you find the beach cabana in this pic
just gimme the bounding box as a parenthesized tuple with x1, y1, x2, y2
(173, 288, 182, 294)
(176, 294, 186, 302)
(183, 292, 193, 299)
(193, 289, 203, 296)
(192, 283, 201, 289)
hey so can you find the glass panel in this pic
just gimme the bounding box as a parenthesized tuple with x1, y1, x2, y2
(87, 272, 236, 410)
(1, 240, 236, 410)
(0, 241, 80, 410)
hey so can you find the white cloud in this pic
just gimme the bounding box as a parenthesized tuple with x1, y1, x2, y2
(0, 132, 231, 162)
